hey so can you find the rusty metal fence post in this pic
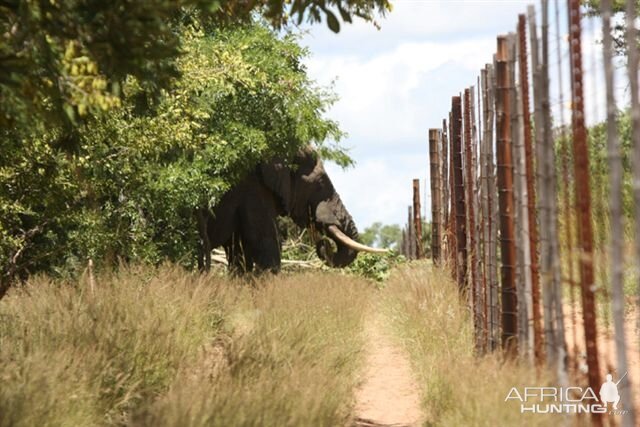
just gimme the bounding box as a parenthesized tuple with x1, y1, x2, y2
(509, 31, 532, 359)
(485, 64, 501, 351)
(464, 88, 481, 350)
(471, 86, 485, 353)
(429, 130, 442, 264)
(518, 13, 544, 368)
(413, 179, 423, 259)
(495, 35, 518, 355)
(441, 120, 450, 264)
(568, 2, 600, 423)
(480, 69, 490, 351)
(452, 96, 467, 291)
(449, 113, 458, 277)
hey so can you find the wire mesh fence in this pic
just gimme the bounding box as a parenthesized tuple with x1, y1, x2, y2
(420, 1, 640, 425)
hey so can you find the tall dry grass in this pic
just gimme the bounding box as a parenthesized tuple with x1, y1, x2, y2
(380, 263, 557, 427)
(2, 260, 581, 427)
(0, 265, 372, 427)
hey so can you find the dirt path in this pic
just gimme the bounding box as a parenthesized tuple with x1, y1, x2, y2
(354, 316, 423, 427)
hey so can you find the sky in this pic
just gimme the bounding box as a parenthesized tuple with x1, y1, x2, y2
(296, 0, 623, 233)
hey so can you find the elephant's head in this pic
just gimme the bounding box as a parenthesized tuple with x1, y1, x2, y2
(260, 146, 385, 267)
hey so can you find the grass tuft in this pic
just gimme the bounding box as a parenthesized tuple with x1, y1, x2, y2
(0, 266, 371, 427)
(381, 262, 557, 427)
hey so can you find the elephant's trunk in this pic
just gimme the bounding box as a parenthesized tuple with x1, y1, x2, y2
(322, 239, 357, 268)
(314, 206, 385, 267)
(315, 227, 358, 268)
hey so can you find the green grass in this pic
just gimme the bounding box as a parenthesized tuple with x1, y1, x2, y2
(380, 262, 557, 427)
(0, 265, 371, 427)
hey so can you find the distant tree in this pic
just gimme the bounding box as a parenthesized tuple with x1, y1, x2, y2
(360, 222, 401, 249)
(360, 223, 380, 246)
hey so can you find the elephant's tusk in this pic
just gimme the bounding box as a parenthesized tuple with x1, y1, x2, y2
(327, 225, 389, 254)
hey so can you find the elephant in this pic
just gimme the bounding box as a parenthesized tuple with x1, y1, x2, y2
(196, 146, 385, 273)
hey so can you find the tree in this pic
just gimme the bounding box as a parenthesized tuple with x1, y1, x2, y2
(0, 1, 390, 135)
(0, 22, 349, 291)
(1, 1, 391, 292)
(360, 222, 402, 249)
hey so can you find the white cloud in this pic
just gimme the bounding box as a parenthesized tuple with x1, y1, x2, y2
(298, 1, 624, 230)
(306, 38, 494, 145)
(301, 0, 532, 55)
(325, 155, 429, 230)
(302, 32, 503, 230)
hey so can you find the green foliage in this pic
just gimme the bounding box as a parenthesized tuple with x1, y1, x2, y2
(347, 251, 406, 284)
(360, 222, 402, 249)
(421, 220, 432, 258)
(1, 0, 389, 133)
(555, 110, 635, 248)
(211, 0, 391, 33)
(1, 22, 347, 284)
(0, 0, 190, 129)
(1, 0, 391, 285)
(586, 110, 635, 219)
(584, 0, 634, 14)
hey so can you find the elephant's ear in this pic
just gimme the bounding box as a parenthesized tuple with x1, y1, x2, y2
(260, 160, 292, 214)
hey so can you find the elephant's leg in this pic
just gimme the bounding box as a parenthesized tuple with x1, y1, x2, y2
(224, 232, 253, 274)
(244, 220, 281, 273)
(196, 209, 211, 271)
(239, 184, 282, 274)
(240, 235, 255, 273)
(209, 175, 281, 274)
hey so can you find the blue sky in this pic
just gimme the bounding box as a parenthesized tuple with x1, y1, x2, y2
(296, 0, 622, 232)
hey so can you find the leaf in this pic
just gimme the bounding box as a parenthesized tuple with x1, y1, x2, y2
(63, 104, 76, 122)
(337, 5, 352, 23)
(325, 10, 340, 33)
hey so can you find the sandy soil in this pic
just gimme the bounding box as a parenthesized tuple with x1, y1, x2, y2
(353, 317, 423, 427)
